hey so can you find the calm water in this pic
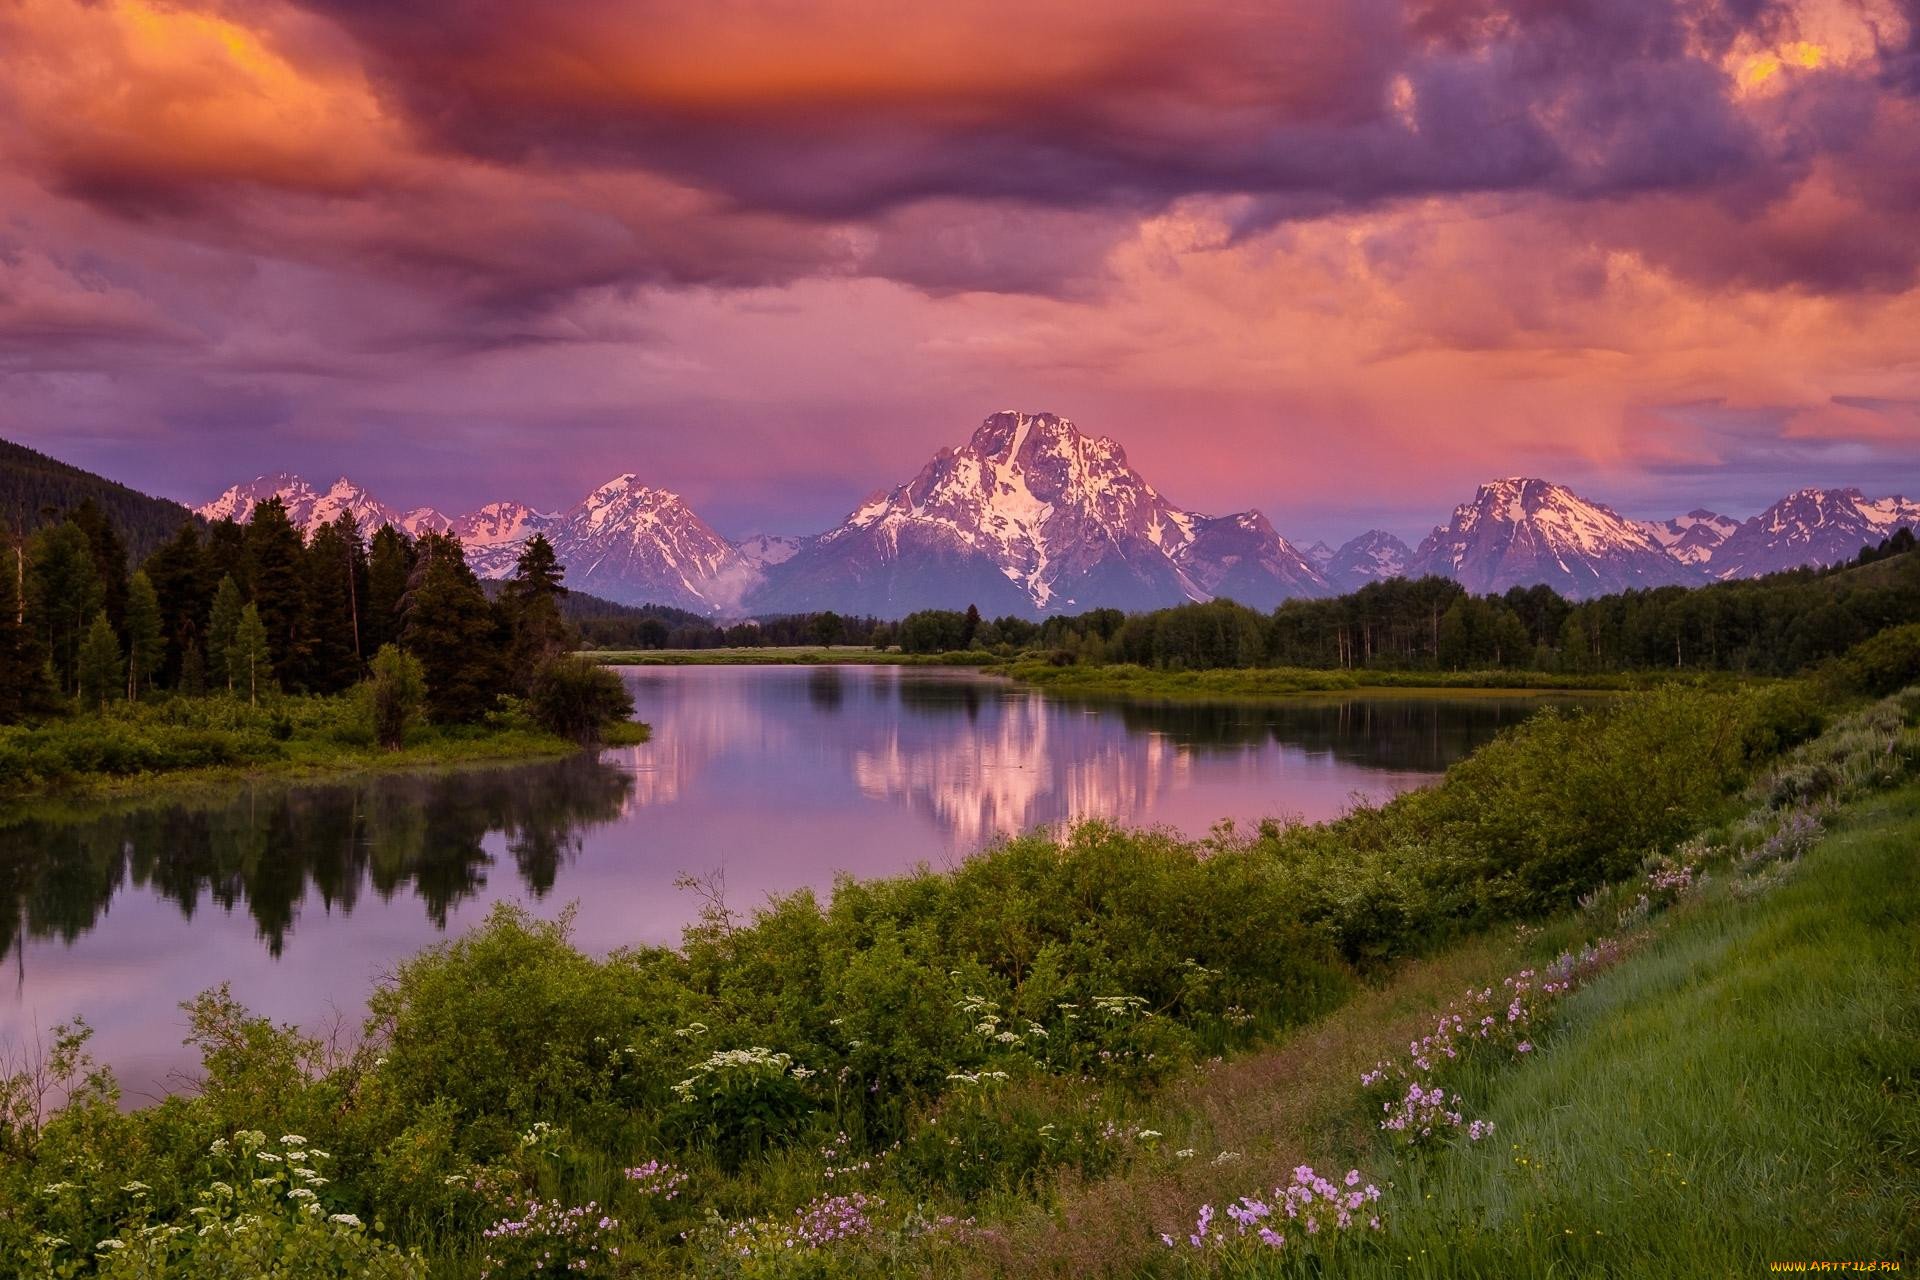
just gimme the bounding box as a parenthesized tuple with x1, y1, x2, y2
(0, 666, 1568, 1098)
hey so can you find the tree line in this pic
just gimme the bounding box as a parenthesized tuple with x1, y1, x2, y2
(1, 498, 630, 740)
(886, 528, 1920, 676)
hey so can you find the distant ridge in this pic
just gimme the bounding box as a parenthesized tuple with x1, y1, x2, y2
(0, 436, 196, 559)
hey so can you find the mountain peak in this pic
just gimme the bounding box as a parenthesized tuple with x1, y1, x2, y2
(1415, 478, 1700, 598)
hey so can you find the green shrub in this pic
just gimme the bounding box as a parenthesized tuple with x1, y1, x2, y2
(528, 657, 636, 744)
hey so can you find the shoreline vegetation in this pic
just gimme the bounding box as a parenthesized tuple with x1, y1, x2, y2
(2, 498, 643, 804)
(6, 676, 1916, 1276)
(0, 694, 649, 803)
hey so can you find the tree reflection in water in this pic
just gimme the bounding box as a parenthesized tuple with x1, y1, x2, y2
(0, 755, 634, 959)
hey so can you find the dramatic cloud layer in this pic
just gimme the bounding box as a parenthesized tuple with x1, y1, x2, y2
(2, 0, 1916, 539)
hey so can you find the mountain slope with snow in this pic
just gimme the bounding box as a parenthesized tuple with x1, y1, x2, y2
(1411, 478, 1705, 599)
(1710, 488, 1920, 579)
(1635, 509, 1740, 568)
(1323, 530, 1413, 592)
(746, 411, 1328, 616)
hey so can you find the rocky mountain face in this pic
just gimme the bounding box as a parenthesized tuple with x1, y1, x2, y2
(742, 412, 1329, 617)
(1322, 530, 1412, 592)
(200, 422, 1920, 617)
(198, 475, 442, 540)
(1707, 488, 1920, 580)
(198, 474, 748, 613)
(1410, 478, 1705, 598)
(1635, 509, 1740, 568)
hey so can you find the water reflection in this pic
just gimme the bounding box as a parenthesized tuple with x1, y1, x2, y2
(0, 757, 634, 958)
(1, 667, 1575, 1093)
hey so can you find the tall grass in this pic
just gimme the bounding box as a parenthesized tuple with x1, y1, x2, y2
(1313, 784, 1920, 1277)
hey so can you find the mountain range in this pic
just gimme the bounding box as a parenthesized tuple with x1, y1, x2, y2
(194, 412, 1920, 615)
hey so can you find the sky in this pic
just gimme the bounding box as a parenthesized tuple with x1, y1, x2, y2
(2, 0, 1918, 546)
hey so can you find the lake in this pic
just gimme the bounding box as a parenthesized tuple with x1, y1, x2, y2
(0, 665, 1571, 1100)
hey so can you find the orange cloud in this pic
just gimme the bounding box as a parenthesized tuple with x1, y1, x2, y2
(0, 0, 403, 201)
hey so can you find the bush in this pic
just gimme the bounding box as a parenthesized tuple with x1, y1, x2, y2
(1828, 622, 1920, 698)
(528, 657, 636, 744)
(366, 644, 427, 750)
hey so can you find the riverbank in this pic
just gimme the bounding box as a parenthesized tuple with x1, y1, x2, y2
(0, 695, 649, 802)
(6, 679, 1878, 1278)
(1005, 660, 1731, 700)
(585, 644, 1001, 666)
(961, 706, 1920, 1277)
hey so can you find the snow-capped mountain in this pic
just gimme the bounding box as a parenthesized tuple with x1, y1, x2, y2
(1708, 488, 1920, 580)
(1172, 511, 1331, 608)
(745, 411, 1329, 617)
(733, 534, 805, 568)
(454, 501, 562, 578)
(1323, 530, 1413, 592)
(1411, 478, 1705, 599)
(199, 473, 749, 613)
(1635, 510, 1741, 568)
(539, 476, 750, 613)
(198, 475, 442, 540)
(200, 437, 1920, 618)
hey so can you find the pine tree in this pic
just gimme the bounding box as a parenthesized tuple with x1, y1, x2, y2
(305, 512, 369, 693)
(365, 524, 414, 656)
(124, 570, 165, 700)
(0, 530, 51, 722)
(244, 496, 309, 689)
(229, 602, 273, 707)
(178, 639, 207, 697)
(76, 611, 123, 711)
(206, 575, 244, 694)
(204, 517, 249, 596)
(69, 498, 130, 631)
(26, 521, 103, 693)
(501, 533, 571, 692)
(144, 519, 210, 688)
(402, 532, 503, 723)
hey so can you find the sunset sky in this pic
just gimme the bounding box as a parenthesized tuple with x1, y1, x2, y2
(3, 0, 1918, 542)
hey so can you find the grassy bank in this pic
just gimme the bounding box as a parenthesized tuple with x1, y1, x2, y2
(585, 645, 1002, 666)
(1334, 784, 1920, 1277)
(0, 695, 648, 801)
(3, 680, 1866, 1277)
(1006, 660, 1737, 700)
(1108, 691, 1920, 1278)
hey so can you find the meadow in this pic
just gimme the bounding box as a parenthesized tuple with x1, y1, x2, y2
(5, 671, 1912, 1276)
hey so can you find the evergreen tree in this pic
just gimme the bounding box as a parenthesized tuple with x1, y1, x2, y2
(178, 639, 207, 697)
(244, 497, 309, 689)
(962, 603, 982, 647)
(124, 570, 165, 699)
(76, 611, 123, 711)
(204, 517, 249, 595)
(402, 532, 503, 723)
(69, 498, 130, 631)
(501, 533, 571, 692)
(206, 575, 244, 694)
(144, 519, 211, 688)
(0, 530, 51, 721)
(26, 521, 103, 693)
(365, 524, 414, 655)
(305, 512, 369, 693)
(229, 602, 273, 707)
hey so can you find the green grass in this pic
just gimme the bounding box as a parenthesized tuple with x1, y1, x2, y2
(1004, 661, 1716, 700)
(584, 645, 1004, 666)
(0, 695, 649, 801)
(1232, 784, 1920, 1278)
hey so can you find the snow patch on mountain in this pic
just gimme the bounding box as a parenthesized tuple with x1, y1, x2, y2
(1413, 478, 1704, 599)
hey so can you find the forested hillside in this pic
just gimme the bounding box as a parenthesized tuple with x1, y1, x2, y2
(0, 437, 197, 561)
